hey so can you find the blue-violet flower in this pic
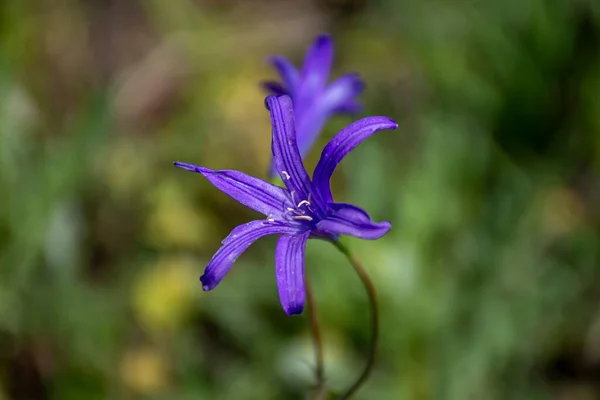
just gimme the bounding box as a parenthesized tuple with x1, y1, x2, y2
(174, 95, 396, 315)
(263, 34, 365, 163)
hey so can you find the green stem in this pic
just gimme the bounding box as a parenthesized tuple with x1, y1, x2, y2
(333, 241, 379, 400)
(305, 278, 326, 400)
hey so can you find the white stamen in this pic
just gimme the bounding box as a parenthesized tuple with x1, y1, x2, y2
(292, 215, 313, 221)
(286, 207, 295, 212)
(267, 218, 275, 222)
(281, 170, 291, 180)
(297, 200, 311, 208)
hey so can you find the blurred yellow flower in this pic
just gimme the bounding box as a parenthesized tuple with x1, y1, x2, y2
(145, 180, 211, 248)
(120, 346, 168, 395)
(132, 255, 198, 334)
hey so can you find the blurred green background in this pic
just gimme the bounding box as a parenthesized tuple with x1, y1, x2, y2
(1, 0, 600, 399)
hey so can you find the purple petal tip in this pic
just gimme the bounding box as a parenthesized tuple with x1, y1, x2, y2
(267, 55, 288, 69)
(200, 275, 214, 291)
(314, 34, 333, 48)
(261, 81, 288, 96)
(382, 221, 392, 232)
(265, 94, 293, 112)
(374, 117, 398, 130)
(284, 304, 304, 316)
(174, 161, 208, 174)
(347, 73, 365, 92)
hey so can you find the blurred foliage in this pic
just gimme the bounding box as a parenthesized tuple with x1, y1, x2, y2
(0, 0, 600, 399)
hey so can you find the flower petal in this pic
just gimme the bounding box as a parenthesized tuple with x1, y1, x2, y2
(265, 95, 312, 202)
(275, 231, 310, 315)
(300, 34, 333, 94)
(333, 99, 363, 114)
(316, 203, 391, 240)
(262, 81, 288, 96)
(320, 73, 364, 113)
(312, 116, 398, 203)
(174, 162, 289, 218)
(294, 74, 364, 158)
(294, 105, 330, 159)
(268, 56, 300, 97)
(201, 221, 300, 290)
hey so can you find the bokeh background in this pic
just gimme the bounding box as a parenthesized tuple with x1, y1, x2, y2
(1, 0, 600, 399)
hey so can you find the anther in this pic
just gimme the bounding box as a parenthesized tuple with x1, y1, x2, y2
(292, 215, 313, 221)
(297, 200, 311, 208)
(281, 170, 291, 180)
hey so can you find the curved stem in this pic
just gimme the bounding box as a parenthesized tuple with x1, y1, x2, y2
(305, 277, 326, 400)
(333, 241, 379, 400)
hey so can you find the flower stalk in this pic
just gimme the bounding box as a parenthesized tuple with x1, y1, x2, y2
(305, 278, 326, 400)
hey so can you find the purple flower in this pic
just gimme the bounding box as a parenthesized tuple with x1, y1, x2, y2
(174, 95, 396, 316)
(263, 34, 365, 162)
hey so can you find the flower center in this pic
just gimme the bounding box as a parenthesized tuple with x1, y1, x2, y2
(287, 199, 314, 221)
(280, 190, 316, 224)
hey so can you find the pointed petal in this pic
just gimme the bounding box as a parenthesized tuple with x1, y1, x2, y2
(320, 73, 364, 113)
(333, 98, 363, 114)
(201, 220, 300, 290)
(174, 162, 288, 218)
(292, 74, 365, 159)
(300, 34, 333, 94)
(261, 81, 288, 96)
(316, 203, 391, 240)
(294, 105, 330, 159)
(265, 95, 312, 202)
(275, 231, 310, 315)
(312, 117, 398, 203)
(268, 56, 300, 97)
